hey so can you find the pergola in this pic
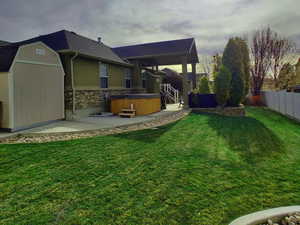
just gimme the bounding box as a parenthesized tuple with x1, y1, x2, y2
(113, 38, 199, 107)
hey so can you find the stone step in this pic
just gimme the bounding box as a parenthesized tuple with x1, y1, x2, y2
(121, 109, 136, 113)
(119, 112, 135, 118)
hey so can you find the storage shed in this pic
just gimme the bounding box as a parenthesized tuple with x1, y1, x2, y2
(0, 42, 65, 131)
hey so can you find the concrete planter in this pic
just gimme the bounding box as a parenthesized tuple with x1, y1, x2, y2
(229, 206, 300, 225)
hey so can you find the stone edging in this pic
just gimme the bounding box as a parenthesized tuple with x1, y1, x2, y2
(192, 105, 245, 117)
(0, 109, 190, 144)
(229, 206, 300, 225)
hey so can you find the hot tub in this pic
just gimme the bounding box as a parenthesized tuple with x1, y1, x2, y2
(110, 93, 161, 116)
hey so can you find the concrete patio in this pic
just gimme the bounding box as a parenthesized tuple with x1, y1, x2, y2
(0, 104, 181, 139)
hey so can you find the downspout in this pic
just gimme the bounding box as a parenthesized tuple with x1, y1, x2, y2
(70, 52, 78, 116)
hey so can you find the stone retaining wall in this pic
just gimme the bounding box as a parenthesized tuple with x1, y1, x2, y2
(0, 109, 189, 144)
(192, 105, 245, 116)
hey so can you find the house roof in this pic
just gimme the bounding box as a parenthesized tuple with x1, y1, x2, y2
(113, 38, 199, 66)
(0, 45, 19, 72)
(13, 30, 130, 66)
(0, 40, 10, 47)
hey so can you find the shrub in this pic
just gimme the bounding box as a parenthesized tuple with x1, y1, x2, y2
(222, 38, 245, 106)
(212, 54, 222, 92)
(215, 66, 232, 107)
(198, 76, 210, 94)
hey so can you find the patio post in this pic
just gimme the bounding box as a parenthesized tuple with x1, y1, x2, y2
(181, 56, 189, 108)
(192, 63, 196, 89)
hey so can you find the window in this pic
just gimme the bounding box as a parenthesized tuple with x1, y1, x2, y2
(36, 48, 45, 55)
(124, 68, 132, 88)
(100, 63, 108, 88)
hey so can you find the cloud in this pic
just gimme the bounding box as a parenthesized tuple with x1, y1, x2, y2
(0, 0, 299, 56)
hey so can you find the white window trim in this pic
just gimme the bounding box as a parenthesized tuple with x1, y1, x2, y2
(100, 62, 109, 78)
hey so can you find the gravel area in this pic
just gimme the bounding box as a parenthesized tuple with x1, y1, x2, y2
(259, 212, 300, 225)
(0, 110, 190, 144)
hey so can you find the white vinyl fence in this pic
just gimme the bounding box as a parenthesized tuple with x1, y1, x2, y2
(262, 91, 300, 121)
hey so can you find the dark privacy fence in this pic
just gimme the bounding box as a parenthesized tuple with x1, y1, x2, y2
(189, 93, 218, 108)
(262, 91, 300, 121)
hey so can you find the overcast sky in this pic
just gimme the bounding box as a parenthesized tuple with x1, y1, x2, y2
(1, 0, 299, 56)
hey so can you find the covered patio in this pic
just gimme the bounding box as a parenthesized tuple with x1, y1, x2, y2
(113, 38, 199, 107)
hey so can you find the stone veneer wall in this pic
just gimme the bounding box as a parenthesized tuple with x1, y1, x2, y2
(65, 88, 146, 112)
(192, 105, 245, 117)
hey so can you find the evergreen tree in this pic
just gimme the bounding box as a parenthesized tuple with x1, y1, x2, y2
(235, 37, 250, 99)
(212, 54, 222, 92)
(222, 38, 245, 106)
(198, 76, 210, 94)
(215, 66, 232, 107)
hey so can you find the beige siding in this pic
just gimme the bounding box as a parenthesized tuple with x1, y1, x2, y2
(15, 42, 61, 65)
(74, 57, 99, 89)
(10, 42, 65, 130)
(70, 56, 133, 90)
(0, 72, 12, 128)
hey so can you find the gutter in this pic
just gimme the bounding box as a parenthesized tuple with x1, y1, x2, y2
(70, 52, 78, 116)
(58, 50, 133, 67)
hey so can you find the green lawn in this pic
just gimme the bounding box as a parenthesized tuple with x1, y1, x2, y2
(1, 107, 300, 225)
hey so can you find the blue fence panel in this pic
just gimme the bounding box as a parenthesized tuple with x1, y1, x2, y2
(189, 93, 218, 108)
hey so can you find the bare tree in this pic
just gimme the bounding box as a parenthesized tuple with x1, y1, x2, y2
(250, 27, 273, 95)
(270, 33, 296, 88)
(249, 27, 296, 95)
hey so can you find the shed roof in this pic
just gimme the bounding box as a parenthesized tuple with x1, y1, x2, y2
(0, 45, 18, 72)
(14, 30, 130, 66)
(113, 38, 199, 66)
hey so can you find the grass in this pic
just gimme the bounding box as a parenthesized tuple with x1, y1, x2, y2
(1, 107, 300, 225)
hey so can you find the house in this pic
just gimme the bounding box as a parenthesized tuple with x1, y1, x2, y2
(13, 30, 146, 119)
(161, 68, 183, 93)
(0, 42, 65, 131)
(0, 30, 199, 131)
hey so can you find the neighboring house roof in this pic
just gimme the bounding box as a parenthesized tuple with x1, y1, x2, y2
(13, 30, 130, 66)
(113, 38, 199, 66)
(144, 68, 166, 76)
(178, 72, 204, 81)
(0, 45, 19, 72)
(0, 40, 10, 47)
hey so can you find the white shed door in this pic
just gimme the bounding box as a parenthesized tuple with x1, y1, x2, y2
(13, 63, 64, 129)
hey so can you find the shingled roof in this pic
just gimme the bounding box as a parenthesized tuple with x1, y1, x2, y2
(14, 30, 130, 66)
(0, 45, 19, 72)
(113, 38, 199, 66)
(0, 40, 10, 47)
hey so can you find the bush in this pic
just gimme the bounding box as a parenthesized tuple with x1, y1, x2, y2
(222, 38, 245, 106)
(198, 76, 210, 94)
(215, 66, 232, 107)
(229, 73, 244, 106)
